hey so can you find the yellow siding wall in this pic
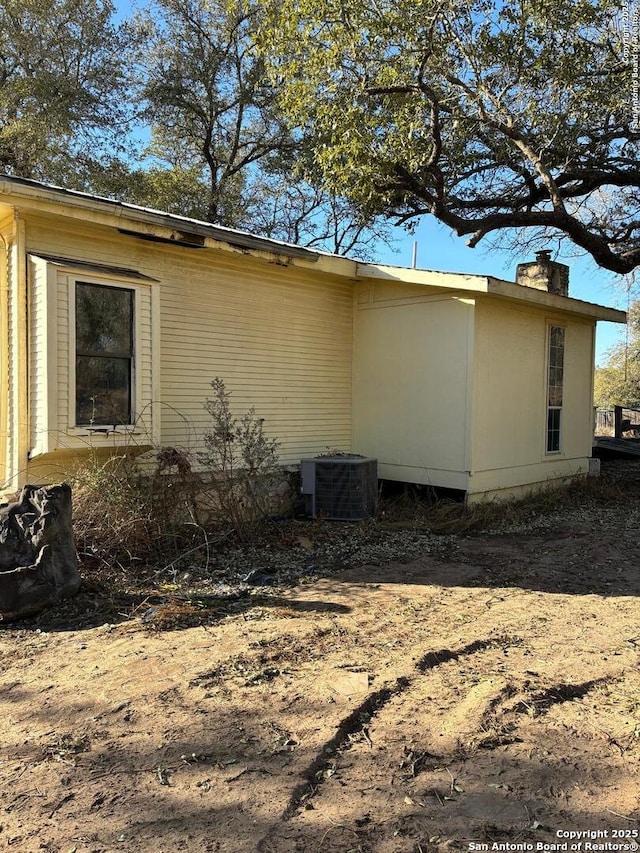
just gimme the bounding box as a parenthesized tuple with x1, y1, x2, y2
(470, 298, 595, 499)
(352, 282, 474, 490)
(28, 256, 49, 456)
(55, 265, 70, 444)
(3, 222, 15, 485)
(2, 200, 601, 501)
(0, 211, 11, 485)
(2, 212, 27, 490)
(158, 251, 353, 464)
(21, 211, 353, 477)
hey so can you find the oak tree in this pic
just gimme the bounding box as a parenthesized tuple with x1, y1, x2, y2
(0, 0, 135, 183)
(134, 0, 390, 255)
(261, 0, 640, 273)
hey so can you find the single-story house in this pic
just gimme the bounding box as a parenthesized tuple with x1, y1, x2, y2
(0, 175, 626, 503)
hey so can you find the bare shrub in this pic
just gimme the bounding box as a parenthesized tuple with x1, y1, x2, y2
(71, 448, 201, 571)
(196, 378, 281, 541)
(71, 380, 284, 569)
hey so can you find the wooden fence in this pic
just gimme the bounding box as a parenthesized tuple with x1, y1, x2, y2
(595, 406, 640, 437)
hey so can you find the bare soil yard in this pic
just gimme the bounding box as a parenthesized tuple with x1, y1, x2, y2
(1, 461, 639, 852)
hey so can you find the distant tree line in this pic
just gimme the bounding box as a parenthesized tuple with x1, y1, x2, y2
(595, 302, 640, 408)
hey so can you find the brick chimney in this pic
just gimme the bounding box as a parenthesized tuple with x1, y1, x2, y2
(516, 250, 569, 297)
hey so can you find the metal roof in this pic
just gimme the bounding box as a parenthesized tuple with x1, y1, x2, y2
(0, 174, 628, 323)
(0, 173, 322, 262)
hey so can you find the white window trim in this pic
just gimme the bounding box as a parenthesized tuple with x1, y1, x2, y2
(68, 273, 145, 436)
(545, 322, 565, 456)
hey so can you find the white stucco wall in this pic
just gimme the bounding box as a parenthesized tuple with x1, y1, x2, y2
(352, 281, 474, 491)
(352, 284, 598, 501)
(469, 298, 596, 500)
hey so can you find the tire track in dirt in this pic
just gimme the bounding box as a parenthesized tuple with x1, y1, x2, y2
(457, 676, 616, 754)
(256, 634, 521, 850)
(453, 676, 616, 757)
(257, 630, 626, 852)
(508, 677, 613, 718)
(443, 676, 613, 760)
(280, 677, 412, 821)
(415, 636, 521, 672)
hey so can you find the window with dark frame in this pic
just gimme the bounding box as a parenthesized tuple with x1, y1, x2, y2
(546, 325, 565, 453)
(75, 282, 134, 426)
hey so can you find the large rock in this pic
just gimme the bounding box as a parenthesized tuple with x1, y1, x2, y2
(0, 484, 80, 621)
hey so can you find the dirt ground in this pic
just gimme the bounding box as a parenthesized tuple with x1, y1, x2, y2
(1, 463, 640, 852)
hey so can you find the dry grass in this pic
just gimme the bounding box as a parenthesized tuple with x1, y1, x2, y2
(70, 451, 640, 589)
(70, 450, 203, 572)
(376, 467, 634, 535)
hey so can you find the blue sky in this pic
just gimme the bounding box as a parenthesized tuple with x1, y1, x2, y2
(114, 0, 629, 364)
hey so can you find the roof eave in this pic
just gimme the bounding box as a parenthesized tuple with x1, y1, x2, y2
(0, 176, 630, 321)
(355, 263, 625, 323)
(0, 174, 326, 264)
(486, 277, 627, 323)
(356, 262, 490, 292)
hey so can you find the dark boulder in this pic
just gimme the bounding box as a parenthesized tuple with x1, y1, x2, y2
(0, 484, 80, 621)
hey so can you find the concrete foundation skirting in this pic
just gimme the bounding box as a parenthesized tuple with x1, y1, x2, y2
(588, 457, 601, 477)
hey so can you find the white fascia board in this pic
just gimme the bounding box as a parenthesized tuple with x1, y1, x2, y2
(485, 277, 627, 323)
(356, 263, 626, 323)
(356, 262, 490, 292)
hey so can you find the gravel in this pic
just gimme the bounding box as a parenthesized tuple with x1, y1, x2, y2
(178, 526, 456, 590)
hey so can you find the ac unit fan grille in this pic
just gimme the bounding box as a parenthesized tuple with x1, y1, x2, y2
(302, 457, 377, 520)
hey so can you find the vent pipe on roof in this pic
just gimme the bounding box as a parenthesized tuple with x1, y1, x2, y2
(516, 250, 569, 297)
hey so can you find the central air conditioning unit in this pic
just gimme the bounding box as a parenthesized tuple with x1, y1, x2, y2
(300, 455, 378, 520)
